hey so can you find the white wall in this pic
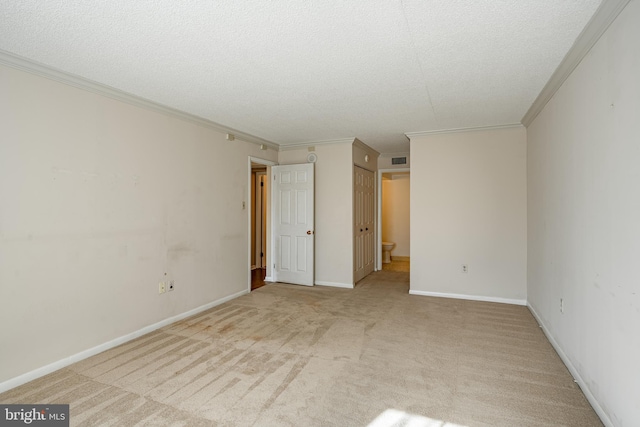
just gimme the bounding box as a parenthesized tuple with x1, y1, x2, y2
(527, 2, 640, 426)
(382, 174, 410, 257)
(0, 64, 277, 386)
(409, 127, 527, 303)
(278, 143, 354, 287)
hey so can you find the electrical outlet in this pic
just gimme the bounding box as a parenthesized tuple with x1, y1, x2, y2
(462, 264, 468, 273)
(159, 282, 166, 294)
(168, 280, 174, 291)
(560, 298, 564, 313)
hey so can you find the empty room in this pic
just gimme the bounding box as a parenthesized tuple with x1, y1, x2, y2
(1, 1, 638, 426)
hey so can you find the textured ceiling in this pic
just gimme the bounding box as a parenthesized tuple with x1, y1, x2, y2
(0, 1, 601, 153)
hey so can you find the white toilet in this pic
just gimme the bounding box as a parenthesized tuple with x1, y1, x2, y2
(382, 242, 395, 264)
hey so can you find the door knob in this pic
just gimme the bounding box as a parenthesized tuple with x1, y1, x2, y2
(307, 230, 314, 235)
(366, 228, 368, 231)
(360, 229, 363, 232)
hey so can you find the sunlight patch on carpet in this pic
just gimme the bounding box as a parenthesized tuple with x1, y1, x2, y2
(368, 409, 466, 427)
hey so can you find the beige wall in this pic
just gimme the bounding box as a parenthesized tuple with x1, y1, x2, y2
(381, 174, 410, 257)
(409, 127, 527, 303)
(527, 2, 640, 425)
(278, 143, 354, 287)
(0, 64, 278, 386)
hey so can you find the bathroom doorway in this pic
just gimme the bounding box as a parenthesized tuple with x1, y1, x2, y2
(248, 157, 276, 291)
(378, 169, 410, 272)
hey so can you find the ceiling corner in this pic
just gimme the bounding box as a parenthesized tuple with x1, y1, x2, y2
(521, 0, 631, 127)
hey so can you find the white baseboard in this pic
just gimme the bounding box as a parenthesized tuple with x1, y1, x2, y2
(0, 289, 248, 394)
(264, 276, 274, 282)
(408, 290, 526, 306)
(527, 303, 612, 427)
(315, 281, 354, 289)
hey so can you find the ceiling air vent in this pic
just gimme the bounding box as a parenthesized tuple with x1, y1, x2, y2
(391, 157, 407, 165)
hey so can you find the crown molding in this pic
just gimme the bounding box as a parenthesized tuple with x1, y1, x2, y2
(279, 137, 381, 157)
(0, 49, 279, 150)
(278, 137, 355, 151)
(405, 123, 523, 139)
(521, 0, 630, 127)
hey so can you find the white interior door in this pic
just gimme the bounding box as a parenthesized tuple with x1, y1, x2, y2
(272, 163, 314, 286)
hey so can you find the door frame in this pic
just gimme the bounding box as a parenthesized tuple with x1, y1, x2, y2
(248, 156, 277, 292)
(377, 168, 410, 270)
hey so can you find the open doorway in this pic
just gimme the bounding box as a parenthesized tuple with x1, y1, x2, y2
(248, 157, 276, 291)
(251, 166, 267, 289)
(378, 169, 410, 272)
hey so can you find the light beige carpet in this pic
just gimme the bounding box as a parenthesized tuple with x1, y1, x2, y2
(0, 270, 602, 426)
